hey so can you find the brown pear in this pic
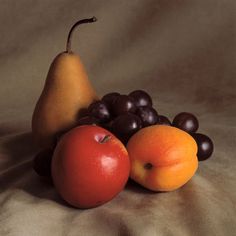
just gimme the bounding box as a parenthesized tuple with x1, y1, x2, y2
(32, 17, 98, 149)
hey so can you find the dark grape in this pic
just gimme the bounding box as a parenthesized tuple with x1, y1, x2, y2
(111, 113, 142, 144)
(191, 133, 214, 161)
(88, 101, 110, 123)
(102, 92, 120, 110)
(136, 106, 158, 127)
(112, 95, 137, 116)
(157, 115, 171, 126)
(100, 120, 114, 131)
(33, 149, 53, 177)
(77, 116, 100, 126)
(129, 90, 152, 107)
(172, 112, 199, 133)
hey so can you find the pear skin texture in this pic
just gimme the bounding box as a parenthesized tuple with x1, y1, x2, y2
(32, 52, 98, 149)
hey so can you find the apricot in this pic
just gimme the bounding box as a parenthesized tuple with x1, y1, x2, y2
(126, 125, 198, 191)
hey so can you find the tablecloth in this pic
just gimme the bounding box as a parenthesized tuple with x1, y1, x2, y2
(0, 0, 236, 235)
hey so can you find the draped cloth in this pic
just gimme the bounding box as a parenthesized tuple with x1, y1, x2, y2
(0, 1, 235, 235)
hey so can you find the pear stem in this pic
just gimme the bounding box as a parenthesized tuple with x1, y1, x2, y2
(66, 16, 97, 53)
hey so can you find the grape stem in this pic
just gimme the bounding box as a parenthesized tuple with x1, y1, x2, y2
(66, 16, 97, 53)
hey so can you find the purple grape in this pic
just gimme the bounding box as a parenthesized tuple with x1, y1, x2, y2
(111, 113, 142, 144)
(157, 115, 171, 126)
(101, 92, 120, 110)
(112, 95, 137, 116)
(136, 106, 158, 127)
(88, 101, 110, 123)
(129, 90, 152, 107)
(172, 112, 199, 133)
(191, 133, 214, 161)
(100, 120, 114, 131)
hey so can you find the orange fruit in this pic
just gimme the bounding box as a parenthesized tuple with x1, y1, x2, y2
(127, 125, 198, 191)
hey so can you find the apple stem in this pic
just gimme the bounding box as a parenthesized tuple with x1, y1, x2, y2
(66, 16, 97, 53)
(100, 135, 111, 144)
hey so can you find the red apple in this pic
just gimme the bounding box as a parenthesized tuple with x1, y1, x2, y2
(51, 125, 130, 208)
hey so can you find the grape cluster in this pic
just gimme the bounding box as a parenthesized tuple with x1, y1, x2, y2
(77, 91, 214, 162)
(171, 112, 214, 161)
(33, 90, 214, 178)
(77, 90, 170, 144)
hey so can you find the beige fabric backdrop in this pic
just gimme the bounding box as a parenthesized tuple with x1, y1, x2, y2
(0, 0, 236, 235)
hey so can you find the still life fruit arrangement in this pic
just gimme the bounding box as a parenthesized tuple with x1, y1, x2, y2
(32, 17, 214, 209)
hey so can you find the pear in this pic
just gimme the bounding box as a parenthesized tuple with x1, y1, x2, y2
(32, 17, 98, 149)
